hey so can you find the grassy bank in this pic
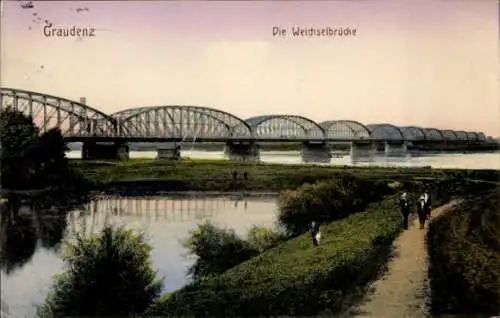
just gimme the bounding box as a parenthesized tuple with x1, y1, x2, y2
(427, 187, 500, 316)
(71, 158, 499, 193)
(144, 194, 403, 317)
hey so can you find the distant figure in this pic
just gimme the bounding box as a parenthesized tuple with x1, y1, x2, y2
(243, 172, 248, 180)
(311, 221, 321, 246)
(423, 190, 432, 219)
(232, 171, 237, 181)
(416, 192, 432, 230)
(399, 192, 411, 229)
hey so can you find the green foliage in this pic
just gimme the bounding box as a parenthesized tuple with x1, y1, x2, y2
(0, 107, 40, 188)
(246, 225, 286, 253)
(0, 107, 88, 190)
(277, 175, 393, 235)
(144, 195, 403, 317)
(37, 225, 163, 318)
(427, 188, 500, 316)
(184, 221, 259, 281)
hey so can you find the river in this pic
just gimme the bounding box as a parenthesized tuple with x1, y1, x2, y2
(0, 195, 278, 318)
(2, 150, 499, 317)
(68, 149, 500, 170)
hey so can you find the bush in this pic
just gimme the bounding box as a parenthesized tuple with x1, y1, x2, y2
(246, 225, 286, 253)
(427, 187, 500, 316)
(184, 221, 259, 281)
(277, 175, 392, 236)
(37, 224, 163, 317)
(144, 195, 403, 317)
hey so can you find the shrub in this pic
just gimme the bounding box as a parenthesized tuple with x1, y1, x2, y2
(277, 175, 392, 236)
(144, 195, 403, 317)
(37, 224, 163, 317)
(427, 187, 500, 316)
(246, 225, 286, 253)
(184, 221, 259, 281)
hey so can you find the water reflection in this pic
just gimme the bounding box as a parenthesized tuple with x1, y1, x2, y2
(0, 194, 89, 274)
(1, 193, 278, 318)
(0, 199, 38, 275)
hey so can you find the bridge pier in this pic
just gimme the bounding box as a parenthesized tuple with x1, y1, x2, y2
(384, 141, 408, 157)
(350, 141, 376, 159)
(300, 142, 332, 163)
(224, 141, 260, 162)
(82, 141, 129, 160)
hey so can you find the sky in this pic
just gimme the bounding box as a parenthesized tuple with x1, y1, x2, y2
(1, 0, 499, 137)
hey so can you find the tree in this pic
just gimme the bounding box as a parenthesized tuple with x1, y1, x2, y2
(31, 127, 70, 186)
(0, 107, 40, 188)
(184, 221, 259, 281)
(0, 107, 75, 189)
(37, 225, 163, 317)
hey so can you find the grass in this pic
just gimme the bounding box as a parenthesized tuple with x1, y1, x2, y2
(144, 194, 403, 317)
(70, 158, 499, 193)
(427, 187, 500, 316)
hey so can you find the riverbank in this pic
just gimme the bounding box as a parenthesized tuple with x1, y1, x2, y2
(145, 194, 404, 317)
(427, 188, 500, 317)
(71, 158, 499, 194)
(141, 177, 497, 317)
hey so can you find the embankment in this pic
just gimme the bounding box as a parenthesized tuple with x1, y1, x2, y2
(427, 187, 500, 316)
(144, 194, 404, 317)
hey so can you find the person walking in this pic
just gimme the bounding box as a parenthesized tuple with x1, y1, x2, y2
(416, 191, 432, 230)
(423, 190, 432, 219)
(311, 221, 321, 246)
(399, 192, 411, 230)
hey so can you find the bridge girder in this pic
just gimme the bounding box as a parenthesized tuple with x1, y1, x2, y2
(454, 130, 468, 141)
(422, 128, 444, 141)
(111, 105, 253, 139)
(244, 115, 325, 140)
(0, 88, 489, 144)
(440, 129, 458, 141)
(319, 120, 371, 140)
(366, 123, 404, 141)
(0, 88, 117, 137)
(465, 131, 479, 142)
(399, 126, 427, 141)
(477, 132, 486, 141)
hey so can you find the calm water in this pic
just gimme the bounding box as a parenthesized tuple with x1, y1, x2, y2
(0, 195, 278, 318)
(68, 149, 500, 170)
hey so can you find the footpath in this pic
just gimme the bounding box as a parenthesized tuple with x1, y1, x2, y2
(352, 201, 459, 318)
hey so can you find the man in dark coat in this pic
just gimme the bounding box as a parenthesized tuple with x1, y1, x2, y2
(416, 192, 432, 230)
(399, 192, 411, 229)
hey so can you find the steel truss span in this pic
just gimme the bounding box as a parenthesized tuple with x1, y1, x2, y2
(111, 105, 253, 139)
(244, 115, 325, 140)
(319, 120, 371, 140)
(0, 88, 490, 142)
(440, 129, 458, 141)
(366, 124, 405, 141)
(0, 88, 117, 137)
(400, 126, 426, 141)
(423, 128, 444, 141)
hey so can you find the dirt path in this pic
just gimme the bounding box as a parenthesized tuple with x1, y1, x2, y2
(353, 201, 459, 318)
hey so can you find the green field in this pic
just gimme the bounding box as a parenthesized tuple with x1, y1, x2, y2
(71, 158, 499, 193)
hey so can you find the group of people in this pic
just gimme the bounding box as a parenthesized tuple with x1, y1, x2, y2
(309, 189, 433, 246)
(399, 190, 432, 230)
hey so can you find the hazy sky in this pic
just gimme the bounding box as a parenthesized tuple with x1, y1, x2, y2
(1, 0, 498, 136)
